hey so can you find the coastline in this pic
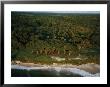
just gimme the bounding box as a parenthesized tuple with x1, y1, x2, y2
(11, 61, 100, 77)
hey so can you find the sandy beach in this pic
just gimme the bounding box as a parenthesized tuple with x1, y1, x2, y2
(11, 61, 100, 77)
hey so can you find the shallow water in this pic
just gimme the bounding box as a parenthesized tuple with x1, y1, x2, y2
(11, 65, 99, 77)
(11, 69, 83, 77)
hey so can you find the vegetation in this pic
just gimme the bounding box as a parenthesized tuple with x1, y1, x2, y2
(11, 12, 100, 65)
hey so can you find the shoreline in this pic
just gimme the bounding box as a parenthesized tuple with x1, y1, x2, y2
(11, 62, 100, 75)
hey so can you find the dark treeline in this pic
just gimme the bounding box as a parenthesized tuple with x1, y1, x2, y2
(11, 12, 100, 63)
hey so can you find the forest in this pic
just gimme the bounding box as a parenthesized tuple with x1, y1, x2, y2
(11, 11, 100, 65)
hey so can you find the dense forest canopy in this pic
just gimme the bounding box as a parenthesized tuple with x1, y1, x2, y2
(11, 11, 100, 64)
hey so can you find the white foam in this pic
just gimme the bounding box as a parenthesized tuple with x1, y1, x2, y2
(11, 65, 100, 77)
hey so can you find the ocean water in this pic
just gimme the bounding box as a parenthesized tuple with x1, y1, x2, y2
(11, 65, 99, 77)
(11, 69, 83, 77)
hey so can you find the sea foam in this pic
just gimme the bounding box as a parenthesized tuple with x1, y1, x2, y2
(11, 65, 100, 77)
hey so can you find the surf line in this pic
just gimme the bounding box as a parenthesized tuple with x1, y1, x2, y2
(11, 65, 100, 77)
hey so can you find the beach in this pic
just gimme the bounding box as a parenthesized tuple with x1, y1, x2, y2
(11, 61, 100, 77)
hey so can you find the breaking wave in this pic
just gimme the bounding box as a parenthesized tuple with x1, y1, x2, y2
(11, 65, 100, 77)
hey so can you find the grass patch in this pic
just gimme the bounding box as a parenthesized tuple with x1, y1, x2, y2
(12, 48, 100, 65)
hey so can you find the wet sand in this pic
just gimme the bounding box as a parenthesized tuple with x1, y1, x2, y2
(11, 61, 100, 77)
